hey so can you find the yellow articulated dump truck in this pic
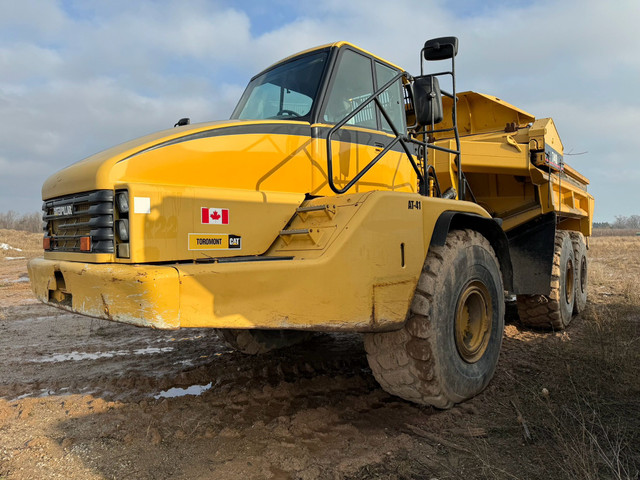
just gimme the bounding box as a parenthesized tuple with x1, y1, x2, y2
(29, 37, 593, 407)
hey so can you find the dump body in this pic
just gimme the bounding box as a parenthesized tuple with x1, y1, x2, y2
(28, 40, 593, 332)
(431, 91, 594, 235)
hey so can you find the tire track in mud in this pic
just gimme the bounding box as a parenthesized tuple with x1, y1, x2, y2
(0, 302, 373, 403)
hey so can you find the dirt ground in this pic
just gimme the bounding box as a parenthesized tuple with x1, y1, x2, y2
(0, 229, 639, 479)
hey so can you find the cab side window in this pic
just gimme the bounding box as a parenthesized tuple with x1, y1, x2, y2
(323, 49, 405, 133)
(375, 62, 405, 134)
(323, 50, 376, 129)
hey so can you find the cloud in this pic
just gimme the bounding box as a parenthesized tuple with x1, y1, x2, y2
(0, 44, 63, 83)
(0, 0, 638, 220)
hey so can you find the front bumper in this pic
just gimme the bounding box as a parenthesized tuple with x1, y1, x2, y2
(27, 256, 416, 332)
(28, 258, 182, 329)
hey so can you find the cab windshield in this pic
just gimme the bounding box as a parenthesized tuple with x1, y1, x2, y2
(231, 51, 329, 121)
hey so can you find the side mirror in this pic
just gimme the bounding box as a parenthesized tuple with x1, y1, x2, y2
(412, 75, 443, 126)
(174, 117, 190, 127)
(423, 36, 458, 61)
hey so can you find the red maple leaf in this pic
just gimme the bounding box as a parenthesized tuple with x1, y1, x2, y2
(210, 210, 221, 221)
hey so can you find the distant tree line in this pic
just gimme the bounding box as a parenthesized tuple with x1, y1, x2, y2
(594, 215, 640, 229)
(0, 211, 41, 233)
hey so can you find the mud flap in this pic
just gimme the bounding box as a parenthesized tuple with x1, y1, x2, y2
(507, 212, 556, 295)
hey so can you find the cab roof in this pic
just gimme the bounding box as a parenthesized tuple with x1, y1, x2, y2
(258, 41, 405, 77)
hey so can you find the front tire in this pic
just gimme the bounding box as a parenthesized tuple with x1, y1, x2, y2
(364, 229, 505, 408)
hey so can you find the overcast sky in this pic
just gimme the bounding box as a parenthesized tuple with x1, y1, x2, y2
(1, 0, 638, 222)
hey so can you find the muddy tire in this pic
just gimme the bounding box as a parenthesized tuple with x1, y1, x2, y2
(364, 229, 505, 408)
(215, 329, 312, 355)
(570, 232, 588, 314)
(516, 230, 575, 330)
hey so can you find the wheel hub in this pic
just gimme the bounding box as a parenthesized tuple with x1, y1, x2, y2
(565, 259, 575, 303)
(455, 280, 492, 363)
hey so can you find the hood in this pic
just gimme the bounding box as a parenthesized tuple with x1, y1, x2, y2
(42, 119, 304, 199)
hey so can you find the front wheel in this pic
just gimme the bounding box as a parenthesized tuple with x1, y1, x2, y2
(364, 229, 505, 408)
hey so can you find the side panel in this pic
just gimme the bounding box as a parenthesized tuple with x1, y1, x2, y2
(175, 193, 491, 330)
(120, 183, 304, 263)
(176, 191, 426, 330)
(530, 168, 594, 236)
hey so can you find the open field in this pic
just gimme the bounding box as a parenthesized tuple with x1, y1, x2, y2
(592, 228, 640, 237)
(0, 229, 638, 479)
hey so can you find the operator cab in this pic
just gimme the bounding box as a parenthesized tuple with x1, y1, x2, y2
(231, 39, 461, 199)
(231, 43, 406, 135)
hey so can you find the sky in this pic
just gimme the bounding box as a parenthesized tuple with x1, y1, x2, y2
(1, 0, 639, 222)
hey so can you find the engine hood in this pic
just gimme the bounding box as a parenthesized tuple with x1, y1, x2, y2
(41, 119, 311, 200)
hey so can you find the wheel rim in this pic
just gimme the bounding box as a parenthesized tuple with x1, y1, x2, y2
(455, 280, 492, 363)
(565, 258, 575, 303)
(580, 256, 587, 294)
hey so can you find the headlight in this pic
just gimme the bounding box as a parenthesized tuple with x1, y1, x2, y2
(117, 219, 129, 242)
(116, 191, 129, 214)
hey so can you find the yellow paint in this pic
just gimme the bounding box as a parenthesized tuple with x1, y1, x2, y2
(433, 91, 535, 139)
(28, 257, 181, 329)
(428, 91, 593, 236)
(29, 41, 594, 333)
(41, 119, 416, 264)
(30, 191, 489, 330)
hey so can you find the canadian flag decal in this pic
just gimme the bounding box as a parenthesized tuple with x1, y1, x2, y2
(201, 207, 229, 225)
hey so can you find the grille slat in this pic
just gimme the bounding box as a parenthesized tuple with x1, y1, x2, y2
(43, 190, 115, 254)
(57, 216, 114, 230)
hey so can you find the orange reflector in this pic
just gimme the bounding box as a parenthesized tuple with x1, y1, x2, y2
(43, 237, 51, 250)
(80, 236, 91, 252)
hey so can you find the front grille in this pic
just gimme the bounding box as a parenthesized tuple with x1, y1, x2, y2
(43, 190, 115, 253)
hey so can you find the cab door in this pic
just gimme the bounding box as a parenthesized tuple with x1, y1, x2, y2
(311, 47, 416, 195)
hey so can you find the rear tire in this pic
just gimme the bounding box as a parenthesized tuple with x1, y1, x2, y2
(215, 329, 312, 355)
(364, 229, 505, 408)
(516, 230, 575, 329)
(570, 232, 588, 314)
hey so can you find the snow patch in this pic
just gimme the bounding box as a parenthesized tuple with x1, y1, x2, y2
(11, 386, 85, 402)
(12, 388, 59, 401)
(33, 346, 174, 363)
(133, 347, 175, 355)
(9, 277, 30, 283)
(153, 383, 213, 399)
(0, 243, 22, 252)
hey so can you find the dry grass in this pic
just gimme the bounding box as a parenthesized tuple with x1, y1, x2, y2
(513, 235, 640, 479)
(592, 228, 640, 237)
(588, 237, 640, 303)
(0, 229, 42, 260)
(462, 235, 640, 480)
(548, 305, 639, 479)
